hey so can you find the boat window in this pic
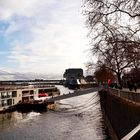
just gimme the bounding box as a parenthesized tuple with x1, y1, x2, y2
(12, 91, 17, 97)
(7, 99, 12, 106)
(22, 90, 29, 94)
(1, 100, 4, 107)
(13, 99, 14, 104)
(48, 93, 52, 96)
(7, 92, 12, 98)
(1, 92, 7, 98)
(1, 100, 7, 107)
(30, 90, 34, 95)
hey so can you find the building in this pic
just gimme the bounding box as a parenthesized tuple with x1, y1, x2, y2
(63, 68, 84, 89)
(63, 68, 83, 80)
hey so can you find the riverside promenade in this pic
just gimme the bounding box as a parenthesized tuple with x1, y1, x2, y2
(47, 86, 140, 104)
(99, 86, 140, 140)
(122, 88, 140, 93)
(109, 87, 140, 104)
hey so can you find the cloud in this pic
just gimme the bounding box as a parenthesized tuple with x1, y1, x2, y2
(0, 0, 35, 20)
(1, 0, 90, 75)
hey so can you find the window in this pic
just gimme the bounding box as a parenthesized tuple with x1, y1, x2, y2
(30, 96, 34, 99)
(30, 90, 34, 95)
(7, 99, 12, 106)
(7, 92, 12, 98)
(1, 100, 7, 107)
(1, 92, 7, 98)
(13, 99, 14, 104)
(22, 90, 29, 94)
(12, 91, 17, 97)
(1, 100, 4, 107)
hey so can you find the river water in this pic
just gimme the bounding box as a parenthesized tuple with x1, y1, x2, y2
(0, 86, 108, 140)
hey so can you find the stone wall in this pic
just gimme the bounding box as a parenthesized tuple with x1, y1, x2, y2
(99, 90, 140, 139)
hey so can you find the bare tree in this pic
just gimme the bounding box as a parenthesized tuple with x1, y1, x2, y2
(84, 0, 140, 87)
(85, 0, 140, 31)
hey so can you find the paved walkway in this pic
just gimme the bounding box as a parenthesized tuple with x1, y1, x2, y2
(109, 87, 140, 104)
(122, 88, 140, 93)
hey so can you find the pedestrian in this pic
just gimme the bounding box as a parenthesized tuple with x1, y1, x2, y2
(128, 82, 133, 91)
(115, 83, 118, 89)
(134, 83, 137, 92)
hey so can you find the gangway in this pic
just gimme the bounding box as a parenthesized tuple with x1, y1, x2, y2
(47, 87, 101, 103)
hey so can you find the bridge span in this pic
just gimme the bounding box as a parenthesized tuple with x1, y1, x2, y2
(47, 87, 101, 103)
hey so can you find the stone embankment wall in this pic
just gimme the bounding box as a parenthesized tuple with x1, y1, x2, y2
(99, 90, 140, 139)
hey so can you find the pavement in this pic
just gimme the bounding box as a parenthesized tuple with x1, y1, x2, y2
(122, 88, 140, 93)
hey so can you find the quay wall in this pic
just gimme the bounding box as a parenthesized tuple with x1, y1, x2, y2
(99, 90, 140, 139)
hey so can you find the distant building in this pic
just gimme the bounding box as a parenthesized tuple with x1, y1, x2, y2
(85, 75, 95, 83)
(63, 68, 84, 89)
(63, 68, 83, 80)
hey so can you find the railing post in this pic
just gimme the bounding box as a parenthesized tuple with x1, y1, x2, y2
(118, 89, 120, 97)
(139, 93, 140, 103)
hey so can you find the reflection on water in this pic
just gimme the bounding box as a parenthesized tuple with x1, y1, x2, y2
(0, 111, 41, 130)
(0, 86, 107, 140)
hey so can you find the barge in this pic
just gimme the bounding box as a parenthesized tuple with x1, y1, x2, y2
(0, 84, 60, 113)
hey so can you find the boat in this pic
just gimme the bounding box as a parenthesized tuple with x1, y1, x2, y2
(66, 79, 95, 90)
(67, 79, 80, 89)
(0, 84, 60, 113)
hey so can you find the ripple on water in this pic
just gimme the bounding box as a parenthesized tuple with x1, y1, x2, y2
(0, 86, 107, 140)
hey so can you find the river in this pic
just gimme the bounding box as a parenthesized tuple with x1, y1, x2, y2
(0, 86, 109, 140)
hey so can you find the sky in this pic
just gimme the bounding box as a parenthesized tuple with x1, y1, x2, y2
(0, 0, 91, 77)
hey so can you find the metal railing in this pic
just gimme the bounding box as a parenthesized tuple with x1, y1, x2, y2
(121, 124, 140, 140)
(108, 88, 140, 104)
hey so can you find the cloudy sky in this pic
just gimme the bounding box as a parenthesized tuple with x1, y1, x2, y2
(0, 0, 90, 77)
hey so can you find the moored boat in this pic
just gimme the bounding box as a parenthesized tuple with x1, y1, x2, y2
(0, 84, 60, 113)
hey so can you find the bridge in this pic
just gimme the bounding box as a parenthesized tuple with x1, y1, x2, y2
(47, 87, 101, 103)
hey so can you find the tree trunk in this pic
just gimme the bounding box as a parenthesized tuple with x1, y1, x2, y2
(117, 72, 122, 89)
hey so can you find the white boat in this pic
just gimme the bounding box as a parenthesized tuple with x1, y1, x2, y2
(0, 85, 60, 112)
